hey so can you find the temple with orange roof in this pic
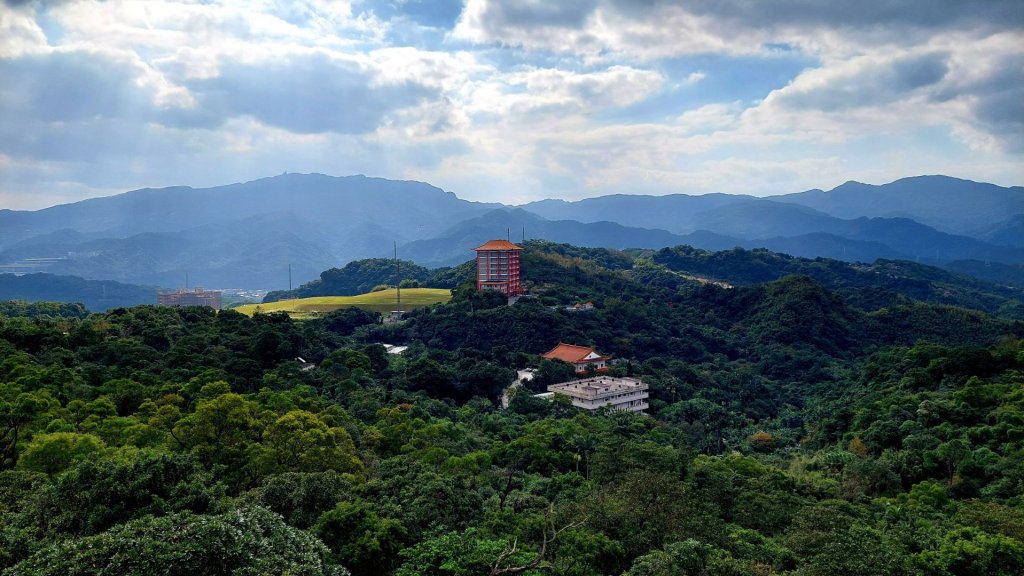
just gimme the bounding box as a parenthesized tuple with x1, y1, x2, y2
(473, 239, 523, 296)
(541, 343, 609, 374)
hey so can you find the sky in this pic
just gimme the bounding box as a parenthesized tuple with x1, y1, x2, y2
(1, 0, 1022, 210)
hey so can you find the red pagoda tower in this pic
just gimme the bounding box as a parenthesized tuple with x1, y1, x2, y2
(473, 240, 523, 296)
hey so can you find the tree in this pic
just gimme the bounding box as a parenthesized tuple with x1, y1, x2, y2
(0, 392, 53, 469)
(313, 501, 407, 574)
(916, 527, 1024, 576)
(17, 432, 104, 475)
(5, 506, 349, 576)
(243, 471, 353, 529)
(29, 452, 223, 537)
(172, 392, 259, 486)
(263, 410, 363, 476)
(395, 528, 542, 576)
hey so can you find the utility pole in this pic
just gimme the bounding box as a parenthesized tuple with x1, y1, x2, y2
(395, 241, 401, 310)
(288, 263, 292, 291)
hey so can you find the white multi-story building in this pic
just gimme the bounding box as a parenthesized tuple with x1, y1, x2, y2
(547, 376, 648, 413)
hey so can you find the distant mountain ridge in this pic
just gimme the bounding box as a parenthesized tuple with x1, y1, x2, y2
(775, 175, 1024, 236)
(0, 174, 501, 288)
(0, 173, 1019, 290)
(0, 273, 155, 311)
(400, 208, 693, 267)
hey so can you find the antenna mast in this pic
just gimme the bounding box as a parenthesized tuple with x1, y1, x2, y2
(394, 241, 400, 310)
(288, 263, 292, 291)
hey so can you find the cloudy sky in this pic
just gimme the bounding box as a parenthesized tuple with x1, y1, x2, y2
(1, 0, 1022, 209)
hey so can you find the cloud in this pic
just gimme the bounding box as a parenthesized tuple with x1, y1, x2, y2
(678, 0, 1023, 32)
(0, 3, 49, 57)
(454, 0, 1024, 59)
(0, 50, 158, 123)
(0, 0, 1021, 211)
(183, 51, 433, 134)
(771, 52, 950, 111)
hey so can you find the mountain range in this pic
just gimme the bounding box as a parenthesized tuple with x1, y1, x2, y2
(0, 173, 1020, 290)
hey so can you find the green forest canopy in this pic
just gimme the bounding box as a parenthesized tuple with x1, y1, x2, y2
(0, 242, 1022, 575)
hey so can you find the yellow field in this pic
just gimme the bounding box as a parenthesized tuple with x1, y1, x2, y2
(233, 288, 451, 319)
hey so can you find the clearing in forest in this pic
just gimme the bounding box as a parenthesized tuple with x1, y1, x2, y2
(233, 288, 451, 319)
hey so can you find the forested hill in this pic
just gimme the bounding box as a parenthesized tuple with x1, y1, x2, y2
(266, 241, 1024, 321)
(647, 245, 1024, 318)
(1, 241, 1023, 574)
(0, 273, 155, 311)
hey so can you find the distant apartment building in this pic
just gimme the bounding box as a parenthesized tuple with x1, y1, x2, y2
(547, 376, 649, 413)
(157, 287, 222, 309)
(473, 240, 522, 296)
(541, 343, 609, 374)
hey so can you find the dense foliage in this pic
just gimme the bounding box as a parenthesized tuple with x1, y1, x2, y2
(0, 243, 1022, 575)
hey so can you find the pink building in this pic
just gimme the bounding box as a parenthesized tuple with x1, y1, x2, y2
(473, 240, 523, 296)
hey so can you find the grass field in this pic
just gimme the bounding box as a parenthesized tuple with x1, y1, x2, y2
(233, 288, 451, 319)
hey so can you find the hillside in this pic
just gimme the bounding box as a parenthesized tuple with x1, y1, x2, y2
(235, 288, 451, 318)
(0, 272, 155, 311)
(263, 258, 470, 303)
(649, 245, 1024, 318)
(1, 241, 1022, 575)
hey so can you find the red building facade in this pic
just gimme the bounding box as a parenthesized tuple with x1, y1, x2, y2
(473, 240, 523, 296)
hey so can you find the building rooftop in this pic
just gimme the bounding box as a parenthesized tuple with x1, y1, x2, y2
(548, 376, 647, 401)
(541, 343, 604, 363)
(473, 239, 523, 251)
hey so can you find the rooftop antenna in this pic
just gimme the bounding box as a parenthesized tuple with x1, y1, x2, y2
(394, 241, 400, 311)
(522, 227, 525, 243)
(507, 227, 510, 242)
(185, 272, 189, 290)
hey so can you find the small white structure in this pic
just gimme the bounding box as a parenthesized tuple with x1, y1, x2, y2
(547, 376, 648, 413)
(380, 344, 409, 355)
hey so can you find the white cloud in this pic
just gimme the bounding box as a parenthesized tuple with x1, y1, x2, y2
(0, 4, 48, 57)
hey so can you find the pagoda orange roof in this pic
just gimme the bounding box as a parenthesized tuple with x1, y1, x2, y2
(473, 239, 523, 251)
(541, 343, 603, 363)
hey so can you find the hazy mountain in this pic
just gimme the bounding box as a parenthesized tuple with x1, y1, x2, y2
(982, 215, 1024, 248)
(742, 233, 907, 262)
(775, 175, 1024, 236)
(400, 208, 691, 267)
(520, 192, 753, 234)
(0, 173, 499, 250)
(692, 200, 839, 238)
(944, 260, 1024, 288)
(0, 273, 155, 311)
(0, 173, 499, 288)
(522, 176, 1024, 241)
(522, 192, 1023, 267)
(1, 173, 1020, 290)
